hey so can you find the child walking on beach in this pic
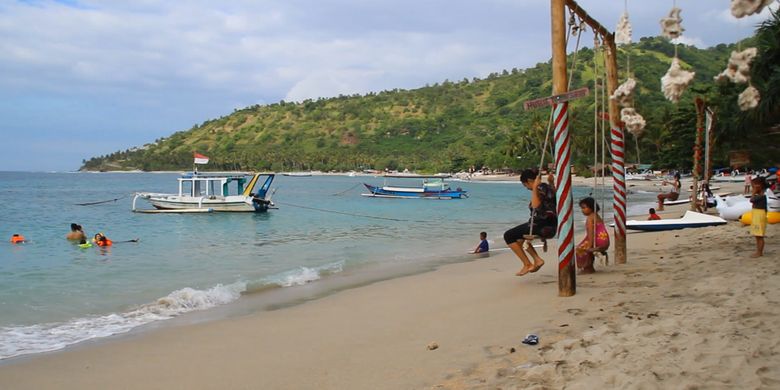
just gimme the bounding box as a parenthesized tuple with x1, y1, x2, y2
(750, 177, 768, 257)
(575, 197, 610, 274)
(473, 232, 489, 253)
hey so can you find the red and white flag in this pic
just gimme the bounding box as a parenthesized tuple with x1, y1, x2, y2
(193, 153, 209, 165)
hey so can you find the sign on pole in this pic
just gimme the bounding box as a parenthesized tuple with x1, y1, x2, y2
(523, 87, 589, 111)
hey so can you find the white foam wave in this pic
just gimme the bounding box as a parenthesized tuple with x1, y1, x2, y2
(269, 261, 345, 287)
(0, 282, 246, 360)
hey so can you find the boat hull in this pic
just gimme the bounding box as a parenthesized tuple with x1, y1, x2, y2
(361, 184, 467, 199)
(139, 195, 270, 212)
(626, 210, 727, 231)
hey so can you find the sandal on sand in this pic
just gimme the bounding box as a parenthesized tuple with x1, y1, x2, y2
(522, 334, 539, 345)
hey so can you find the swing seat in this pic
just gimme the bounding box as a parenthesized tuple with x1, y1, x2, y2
(522, 235, 549, 253)
(594, 249, 609, 266)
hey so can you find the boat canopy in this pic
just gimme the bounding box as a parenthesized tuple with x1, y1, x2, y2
(177, 172, 274, 198)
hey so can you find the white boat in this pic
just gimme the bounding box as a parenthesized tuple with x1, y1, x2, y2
(714, 189, 780, 220)
(711, 173, 746, 183)
(132, 172, 275, 212)
(282, 172, 312, 177)
(626, 210, 727, 231)
(361, 175, 468, 199)
(626, 170, 655, 181)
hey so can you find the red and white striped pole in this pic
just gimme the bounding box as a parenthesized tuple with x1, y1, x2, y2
(553, 102, 576, 296)
(604, 36, 627, 264)
(611, 124, 627, 244)
(552, 0, 575, 296)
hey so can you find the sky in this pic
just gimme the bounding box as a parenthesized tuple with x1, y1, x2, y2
(0, 0, 776, 171)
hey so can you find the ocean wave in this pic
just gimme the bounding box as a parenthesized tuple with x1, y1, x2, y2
(0, 261, 347, 360)
(263, 261, 345, 288)
(0, 282, 246, 360)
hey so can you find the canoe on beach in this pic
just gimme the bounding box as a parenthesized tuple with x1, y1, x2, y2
(626, 210, 727, 231)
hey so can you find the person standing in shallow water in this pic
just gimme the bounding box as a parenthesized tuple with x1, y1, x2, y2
(503, 169, 557, 276)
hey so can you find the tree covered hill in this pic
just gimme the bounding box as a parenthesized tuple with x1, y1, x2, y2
(82, 35, 771, 173)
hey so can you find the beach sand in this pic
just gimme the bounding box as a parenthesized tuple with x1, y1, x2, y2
(0, 202, 776, 389)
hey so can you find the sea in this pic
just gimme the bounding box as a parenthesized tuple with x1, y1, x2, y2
(0, 171, 657, 360)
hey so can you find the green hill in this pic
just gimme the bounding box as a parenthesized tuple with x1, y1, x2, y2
(82, 35, 773, 173)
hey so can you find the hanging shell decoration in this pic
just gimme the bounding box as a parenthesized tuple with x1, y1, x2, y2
(615, 12, 632, 46)
(731, 0, 774, 18)
(611, 78, 637, 107)
(714, 47, 758, 84)
(738, 85, 760, 111)
(660, 7, 684, 39)
(621, 108, 646, 136)
(661, 58, 695, 103)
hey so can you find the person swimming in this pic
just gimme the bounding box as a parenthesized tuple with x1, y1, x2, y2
(10, 234, 26, 244)
(93, 233, 113, 247)
(67, 223, 86, 241)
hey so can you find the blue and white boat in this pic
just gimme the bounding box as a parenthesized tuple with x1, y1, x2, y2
(362, 175, 468, 199)
(625, 210, 726, 231)
(132, 172, 276, 212)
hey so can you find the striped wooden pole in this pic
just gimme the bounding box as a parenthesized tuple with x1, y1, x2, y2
(610, 123, 627, 246)
(553, 102, 576, 296)
(604, 36, 627, 264)
(552, 0, 575, 296)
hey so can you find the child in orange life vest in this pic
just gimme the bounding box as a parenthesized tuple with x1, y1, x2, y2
(93, 233, 113, 247)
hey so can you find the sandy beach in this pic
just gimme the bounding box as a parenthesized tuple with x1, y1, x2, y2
(1, 194, 777, 389)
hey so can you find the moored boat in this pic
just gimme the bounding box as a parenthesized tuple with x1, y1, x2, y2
(132, 172, 275, 212)
(362, 175, 467, 199)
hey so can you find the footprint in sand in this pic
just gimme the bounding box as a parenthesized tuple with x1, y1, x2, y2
(566, 308, 584, 316)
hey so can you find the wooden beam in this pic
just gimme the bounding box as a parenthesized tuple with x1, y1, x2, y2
(565, 0, 615, 42)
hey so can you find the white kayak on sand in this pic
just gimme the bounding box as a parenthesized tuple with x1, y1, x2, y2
(626, 210, 727, 231)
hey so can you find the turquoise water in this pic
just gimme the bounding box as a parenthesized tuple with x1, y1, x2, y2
(0, 172, 651, 359)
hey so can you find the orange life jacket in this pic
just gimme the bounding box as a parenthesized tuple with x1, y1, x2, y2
(97, 239, 113, 247)
(10, 235, 25, 244)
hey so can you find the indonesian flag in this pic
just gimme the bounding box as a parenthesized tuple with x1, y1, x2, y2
(193, 152, 209, 165)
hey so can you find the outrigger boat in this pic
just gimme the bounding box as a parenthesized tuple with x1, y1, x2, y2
(132, 172, 275, 213)
(625, 210, 726, 232)
(362, 175, 468, 199)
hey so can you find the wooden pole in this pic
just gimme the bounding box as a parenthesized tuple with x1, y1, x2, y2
(603, 36, 627, 264)
(552, 0, 575, 297)
(693, 98, 705, 211)
(705, 108, 715, 183)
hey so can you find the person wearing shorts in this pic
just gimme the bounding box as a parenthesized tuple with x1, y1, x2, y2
(503, 169, 557, 276)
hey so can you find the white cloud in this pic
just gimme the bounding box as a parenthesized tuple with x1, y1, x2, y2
(0, 0, 773, 170)
(671, 35, 705, 47)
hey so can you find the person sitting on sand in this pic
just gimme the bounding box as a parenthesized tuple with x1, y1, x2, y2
(648, 208, 662, 220)
(750, 177, 768, 258)
(503, 168, 557, 276)
(575, 197, 610, 274)
(66, 223, 86, 241)
(473, 232, 489, 253)
(657, 173, 681, 211)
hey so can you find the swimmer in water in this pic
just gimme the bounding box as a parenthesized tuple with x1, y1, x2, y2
(67, 223, 86, 241)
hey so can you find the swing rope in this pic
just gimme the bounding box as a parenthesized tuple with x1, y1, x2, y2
(523, 14, 584, 248)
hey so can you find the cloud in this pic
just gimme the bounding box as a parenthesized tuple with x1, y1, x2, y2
(0, 0, 773, 170)
(671, 35, 705, 47)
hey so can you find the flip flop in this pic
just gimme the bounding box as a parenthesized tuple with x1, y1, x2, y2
(522, 334, 539, 345)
